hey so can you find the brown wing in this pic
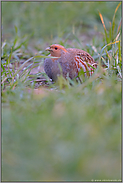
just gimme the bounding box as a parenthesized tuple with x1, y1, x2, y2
(74, 52, 97, 76)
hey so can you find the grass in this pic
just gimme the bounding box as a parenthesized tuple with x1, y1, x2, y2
(2, 77, 121, 181)
(2, 2, 121, 40)
(1, 2, 122, 181)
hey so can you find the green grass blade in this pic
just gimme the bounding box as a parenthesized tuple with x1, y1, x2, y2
(117, 19, 121, 34)
(13, 57, 34, 77)
(112, 2, 121, 39)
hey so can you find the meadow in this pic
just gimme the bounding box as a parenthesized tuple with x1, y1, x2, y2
(1, 1, 122, 181)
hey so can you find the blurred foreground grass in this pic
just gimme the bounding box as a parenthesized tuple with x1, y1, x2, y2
(2, 75, 122, 181)
(1, 1, 122, 181)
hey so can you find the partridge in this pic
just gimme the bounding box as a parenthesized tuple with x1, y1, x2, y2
(44, 44, 97, 81)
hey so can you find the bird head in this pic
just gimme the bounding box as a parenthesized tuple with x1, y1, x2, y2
(45, 44, 67, 57)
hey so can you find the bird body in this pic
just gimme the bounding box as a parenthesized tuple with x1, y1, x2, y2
(44, 44, 97, 81)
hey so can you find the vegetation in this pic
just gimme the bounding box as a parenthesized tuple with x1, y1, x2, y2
(1, 2, 121, 181)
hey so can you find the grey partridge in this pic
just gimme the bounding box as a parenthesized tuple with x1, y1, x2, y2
(44, 44, 97, 81)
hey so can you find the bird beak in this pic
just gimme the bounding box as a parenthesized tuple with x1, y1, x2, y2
(45, 47, 51, 51)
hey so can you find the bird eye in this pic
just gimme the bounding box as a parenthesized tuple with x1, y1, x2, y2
(55, 47, 58, 50)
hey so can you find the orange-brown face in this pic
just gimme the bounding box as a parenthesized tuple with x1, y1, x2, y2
(45, 44, 67, 57)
